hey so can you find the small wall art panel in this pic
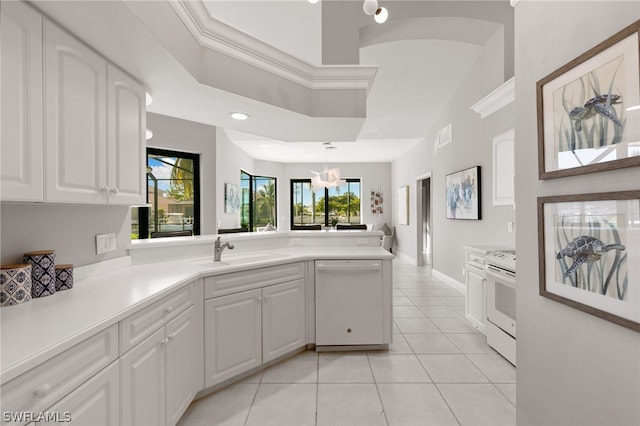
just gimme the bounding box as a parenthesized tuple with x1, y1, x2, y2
(537, 20, 640, 179)
(398, 186, 409, 225)
(538, 191, 640, 332)
(224, 183, 240, 213)
(445, 166, 481, 220)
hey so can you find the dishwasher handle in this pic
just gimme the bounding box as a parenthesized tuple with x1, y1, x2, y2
(316, 261, 382, 272)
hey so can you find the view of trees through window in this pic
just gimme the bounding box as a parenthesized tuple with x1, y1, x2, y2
(291, 179, 361, 227)
(241, 171, 277, 231)
(132, 148, 200, 239)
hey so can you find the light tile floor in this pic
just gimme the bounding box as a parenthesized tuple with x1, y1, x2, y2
(178, 258, 516, 426)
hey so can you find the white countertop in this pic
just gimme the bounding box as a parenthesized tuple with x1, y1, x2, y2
(0, 246, 392, 383)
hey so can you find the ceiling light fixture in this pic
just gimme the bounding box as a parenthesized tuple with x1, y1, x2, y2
(307, 0, 320, 4)
(374, 6, 389, 24)
(230, 112, 250, 120)
(363, 0, 378, 15)
(310, 142, 345, 191)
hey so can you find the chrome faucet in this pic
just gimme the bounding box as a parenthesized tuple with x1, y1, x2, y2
(214, 236, 235, 261)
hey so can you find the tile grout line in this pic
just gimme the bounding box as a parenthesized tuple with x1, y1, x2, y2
(242, 373, 263, 426)
(366, 351, 391, 426)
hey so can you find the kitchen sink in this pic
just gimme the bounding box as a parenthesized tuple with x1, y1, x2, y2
(191, 251, 290, 266)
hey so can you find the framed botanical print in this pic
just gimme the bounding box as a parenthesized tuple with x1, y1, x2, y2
(537, 20, 640, 179)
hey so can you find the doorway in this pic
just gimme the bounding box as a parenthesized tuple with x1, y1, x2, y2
(415, 173, 432, 267)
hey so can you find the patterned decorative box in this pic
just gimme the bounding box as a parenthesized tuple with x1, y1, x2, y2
(1, 264, 32, 307)
(23, 250, 56, 298)
(55, 264, 74, 291)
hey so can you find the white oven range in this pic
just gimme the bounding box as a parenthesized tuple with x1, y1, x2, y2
(485, 250, 516, 365)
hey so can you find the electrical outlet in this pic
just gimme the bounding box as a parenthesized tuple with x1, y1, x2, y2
(357, 238, 368, 245)
(96, 233, 117, 254)
(507, 221, 514, 233)
(290, 238, 303, 246)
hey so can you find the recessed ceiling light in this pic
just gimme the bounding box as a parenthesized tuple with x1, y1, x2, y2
(230, 112, 250, 120)
(308, 0, 320, 4)
(145, 92, 153, 106)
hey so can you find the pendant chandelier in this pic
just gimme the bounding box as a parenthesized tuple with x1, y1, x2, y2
(311, 142, 346, 191)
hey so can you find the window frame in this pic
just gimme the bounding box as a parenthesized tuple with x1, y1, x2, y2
(136, 147, 201, 239)
(241, 170, 277, 232)
(290, 178, 361, 228)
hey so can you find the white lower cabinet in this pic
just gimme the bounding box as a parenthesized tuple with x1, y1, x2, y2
(464, 247, 489, 334)
(42, 361, 120, 425)
(204, 278, 306, 388)
(262, 279, 306, 363)
(121, 306, 199, 426)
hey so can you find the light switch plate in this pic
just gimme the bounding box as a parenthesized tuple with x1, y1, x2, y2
(96, 233, 117, 254)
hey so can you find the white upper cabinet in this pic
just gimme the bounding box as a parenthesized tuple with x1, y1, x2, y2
(44, 20, 107, 204)
(107, 64, 146, 205)
(1, 4, 145, 205)
(1, 2, 44, 202)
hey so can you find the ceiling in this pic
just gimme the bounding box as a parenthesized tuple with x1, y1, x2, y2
(31, 0, 508, 164)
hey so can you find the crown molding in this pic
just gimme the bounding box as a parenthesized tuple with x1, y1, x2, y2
(169, 0, 377, 91)
(470, 77, 515, 119)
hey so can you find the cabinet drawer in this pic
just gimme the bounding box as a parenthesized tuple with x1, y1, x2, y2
(0, 325, 118, 425)
(466, 252, 486, 270)
(204, 262, 305, 299)
(120, 284, 194, 355)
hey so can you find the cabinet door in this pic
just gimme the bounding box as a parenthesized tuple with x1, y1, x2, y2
(262, 279, 306, 363)
(1, 2, 43, 201)
(165, 307, 197, 426)
(45, 361, 119, 425)
(204, 289, 261, 388)
(466, 267, 486, 334)
(120, 328, 165, 426)
(106, 64, 145, 205)
(44, 20, 107, 204)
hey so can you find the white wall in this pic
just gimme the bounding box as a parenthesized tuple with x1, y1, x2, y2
(515, 3, 640, 425)
(391, 29, 515, 284)
(215, 128, 254, 229)
(147, 112, 217, 235)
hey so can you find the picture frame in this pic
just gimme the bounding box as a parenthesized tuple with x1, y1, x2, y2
(224, 183, 240, 213)
(398, 186, 409, 225)
(538, 191, 640, 332)
(536, 20, 640, 180)
(445, 166, 481, 220)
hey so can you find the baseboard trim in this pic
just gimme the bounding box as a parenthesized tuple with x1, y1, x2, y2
(432, 269, 465, 295)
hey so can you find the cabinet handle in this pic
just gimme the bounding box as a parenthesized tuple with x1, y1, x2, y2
(164, 306, 173, 315)
(167, 334, 175, 341)
(101, 186, 110, 193)
(257, 297, 262, 302)
(109, 187, 119, 194)
(161, 338, 169, 345)
(33, 384, 51, 397)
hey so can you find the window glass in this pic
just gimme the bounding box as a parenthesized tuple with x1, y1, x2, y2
(291, 179, 361, 227)
(240, 171, 277, 231)
(132, 148, 200, 239)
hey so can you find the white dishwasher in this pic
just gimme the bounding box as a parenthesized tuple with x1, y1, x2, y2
(315, 260, 383, 347)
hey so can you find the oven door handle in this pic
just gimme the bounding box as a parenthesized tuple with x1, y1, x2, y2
(486, 265, 516, 279)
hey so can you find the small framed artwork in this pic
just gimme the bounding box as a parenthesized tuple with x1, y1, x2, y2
(224, 183, 240, 213)
(445, 166, 481, 220)
(398, 186, 409, 225)
(538, 191, 640, 332)
(537, 20, 640, 179)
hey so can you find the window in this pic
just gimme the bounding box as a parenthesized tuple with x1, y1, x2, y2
(290, 179, 361, 228)
(240, 171, 277, 231)
(132, 148, 200, 239)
